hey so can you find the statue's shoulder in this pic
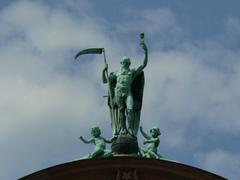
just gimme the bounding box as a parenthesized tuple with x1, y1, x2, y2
(114, 70, 121, 76)
(110, 70, 117, 76)
(131, 68, 140, 76)
(130, 68, 136, 73)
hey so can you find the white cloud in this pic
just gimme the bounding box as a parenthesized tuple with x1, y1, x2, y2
(0, 1, 115, 179)
(117, 8, 178, 33)
(0, 1, 240, 179)
(143, 49, 240, 129)
(196, 149, 240, 180)
(115, 7, 186, 49)
(226, 16, 240, 37)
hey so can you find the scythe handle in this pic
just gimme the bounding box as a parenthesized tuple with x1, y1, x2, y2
(102, 49, 114, 107)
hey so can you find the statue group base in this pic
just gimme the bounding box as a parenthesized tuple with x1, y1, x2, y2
(111, 133, 139, 155)
(20, 157, 226, 180)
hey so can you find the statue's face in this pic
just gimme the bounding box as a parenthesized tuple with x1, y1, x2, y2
(150, 130, 157, 138)
(150, 129, 159, 138)
(91, 128, 100, 137)
(121, 57, 131, 68)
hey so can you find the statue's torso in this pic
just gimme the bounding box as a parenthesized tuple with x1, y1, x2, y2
(115, 69, 135, 97)
(146, 139, 159, 153)
(94, 137, 106, 149)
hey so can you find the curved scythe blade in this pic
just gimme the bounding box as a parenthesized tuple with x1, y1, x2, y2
(74, 48, 104, 60)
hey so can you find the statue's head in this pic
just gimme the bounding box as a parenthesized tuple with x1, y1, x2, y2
(120, 56, 131, 68)
(150, 127, 161, 138)
(91, 126, 101, 137)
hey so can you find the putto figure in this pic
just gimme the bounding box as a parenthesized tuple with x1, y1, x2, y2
(139, 126, 162, 159)
(102, 33, 148, 137)
(79, 127, 113, 158)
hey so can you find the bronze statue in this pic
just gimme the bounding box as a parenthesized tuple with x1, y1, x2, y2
(79, 127, 113, 158)
(75, 34, 164, 157)
(139, 126, 162, 159)
(102, 33, 148, 137)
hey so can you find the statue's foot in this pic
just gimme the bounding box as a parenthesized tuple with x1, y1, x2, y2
(113, 133, 119, 138)
(120, 128, 128, 135)
(127, 128, 135, 137)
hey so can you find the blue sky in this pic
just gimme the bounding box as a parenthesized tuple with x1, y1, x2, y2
(0, 0, 240, 179)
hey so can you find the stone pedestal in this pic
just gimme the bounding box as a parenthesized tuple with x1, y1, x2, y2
(20, 157, 226, 180)
(111, 133, 139, 155)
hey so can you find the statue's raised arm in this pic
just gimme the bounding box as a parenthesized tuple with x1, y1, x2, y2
(135, 33, 148, 76)
(140, 126, 151, 140)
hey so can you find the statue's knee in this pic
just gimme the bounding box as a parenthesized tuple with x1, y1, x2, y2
(127, 109, 133, 114)
(119, 106, 125, 112)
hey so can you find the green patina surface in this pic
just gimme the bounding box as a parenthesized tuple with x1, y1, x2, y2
(76, 34, 163, 159)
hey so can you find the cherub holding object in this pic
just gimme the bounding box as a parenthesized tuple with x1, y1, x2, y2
(79, 126, 113, 158)
(139, 126, 161, 159)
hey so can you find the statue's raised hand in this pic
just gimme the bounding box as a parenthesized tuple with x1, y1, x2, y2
(140, 42, 147, 52)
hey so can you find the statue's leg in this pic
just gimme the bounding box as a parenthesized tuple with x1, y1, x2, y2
(148, 151, 160, 159)
(139, 149, 145, 157)
(112, 97, 119, 136)
(116, 95, 127, 133)
(133, 112, 140, 136)
(103, 149, 112, 157)
(141, 150, 148, 158)
(126, 95, 134, 135)
(91, 148, 104, 158)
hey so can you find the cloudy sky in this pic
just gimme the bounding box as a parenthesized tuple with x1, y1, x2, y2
(0, 0, 240, 179)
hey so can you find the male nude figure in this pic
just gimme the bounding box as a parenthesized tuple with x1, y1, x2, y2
(102, 41, 148, 136)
